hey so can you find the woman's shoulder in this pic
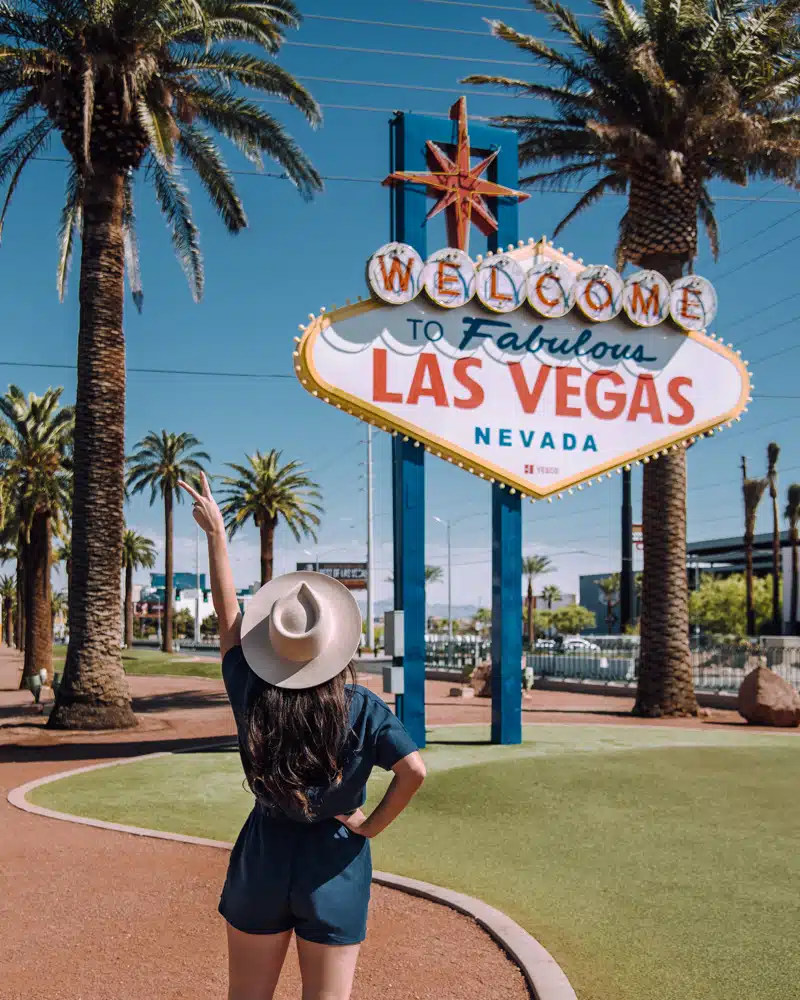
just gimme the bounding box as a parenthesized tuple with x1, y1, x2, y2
(347, 683, 394, 721)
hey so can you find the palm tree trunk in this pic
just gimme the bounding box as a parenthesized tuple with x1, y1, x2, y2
(260, 519, 277, 586)
(745, 521, 756, 636)
(15, 552, 24, 650)
(3, 598, 12, 648)
(526, 579, 534, 649)
(124, 563, 134, 649)
(791, 526, 799, 634)
(635, 254, 696, 717)
(771, 493, 782, 633)
(48, 169, 135, 730)
(163, 490, 174, 654)
(20, 511, 52, 685)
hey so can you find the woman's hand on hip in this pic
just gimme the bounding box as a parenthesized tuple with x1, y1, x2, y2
(336, 809, 373, 838)
(178, 471, 225, 538)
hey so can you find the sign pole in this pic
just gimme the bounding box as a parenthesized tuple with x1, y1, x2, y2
(389, 112, 427, 747)
(366, 425, 375, 652)
(492, 487, 522, 745)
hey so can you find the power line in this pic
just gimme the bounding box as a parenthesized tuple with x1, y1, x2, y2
(713, 232, 800, 282)
(0, 360, 294, 378)
(284, 39, 540, 67)
(724, 290, 800, 333)
(716, 205, 800, 260)
(415, 0, 601, 17)
(735, 310, 800, 348)
(305, 13, 566, 42)
(298, 74, 519, 98)
(718, 182, 783, 223)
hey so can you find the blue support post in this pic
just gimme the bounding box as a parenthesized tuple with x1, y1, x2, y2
(389, 106, 523, 747)
(491, 486, 523, 745)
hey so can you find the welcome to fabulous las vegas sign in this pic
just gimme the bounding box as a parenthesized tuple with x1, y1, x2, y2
(294, 239, 750, 502)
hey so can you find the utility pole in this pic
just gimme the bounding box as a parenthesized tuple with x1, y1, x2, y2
(366, 426, 375, 651)
(194, 521, 201, 646)
(446, 519, 452, 652)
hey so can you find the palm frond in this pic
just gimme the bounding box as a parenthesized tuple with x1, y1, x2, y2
(147, 154, 203, 301)
(177, 123, 246, 232)
(553, 171, 627, 236)
(123, 171, 144, 313)
(56, 163, 82, 303)
(697, 182, 719, 259)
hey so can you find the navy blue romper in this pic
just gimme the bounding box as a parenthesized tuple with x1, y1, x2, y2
(218, 646, 418, 945)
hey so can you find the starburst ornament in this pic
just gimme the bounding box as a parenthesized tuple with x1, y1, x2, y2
(383, 97, 529, 252)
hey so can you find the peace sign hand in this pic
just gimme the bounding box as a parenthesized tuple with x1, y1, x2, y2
(178, 472, 225, 538)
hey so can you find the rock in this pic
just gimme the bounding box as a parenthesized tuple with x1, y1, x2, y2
(470, 661, 492, 698)
(450, 687, 476, 699)
(738, 666, 800, 728)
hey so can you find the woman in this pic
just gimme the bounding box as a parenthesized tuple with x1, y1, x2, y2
(180, 473, 426, 1000)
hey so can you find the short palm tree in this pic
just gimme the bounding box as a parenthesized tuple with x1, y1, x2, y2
(541, 584, 562, 610)
(766, 443, 782, 633)
(742, 457, 768, 637)
(0, 386, 73, 684)
(0, 574, 15, 647)
(126, 432, 209, 653)
(522, 554, 554, 648)
(598, 574, 621, 634)
(0, 3, 322, 731)
(218, 450, 323, 587)
(465, 0, 800, 716)
(425, 565, 444, 585)
(122, 530, 157, 649)
(785, 485, 800, 635)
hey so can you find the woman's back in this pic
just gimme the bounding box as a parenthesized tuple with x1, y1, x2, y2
(223, 646, 417, 823)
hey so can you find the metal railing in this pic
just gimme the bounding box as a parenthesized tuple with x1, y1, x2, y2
(425, 636, 490, 674)
(528, 638, 800, 693)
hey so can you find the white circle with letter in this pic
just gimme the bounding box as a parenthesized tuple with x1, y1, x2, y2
(423, 248, 476, 309)
(670, 275, 717, 331)
(367, 242, 424, 305)
(526, 259, 576, 318)
(622, 270, 671, 327)
(575, 265, 624, 322)
(475, 254, 526, 313)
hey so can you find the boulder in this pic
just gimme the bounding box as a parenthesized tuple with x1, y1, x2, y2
(470, 661, 492, 698)
(738, 666, 800, 728)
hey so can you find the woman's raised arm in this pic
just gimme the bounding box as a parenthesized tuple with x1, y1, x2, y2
(178, 472, 241, 658)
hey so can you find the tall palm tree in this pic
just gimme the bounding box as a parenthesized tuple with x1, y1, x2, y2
(465, 0, 800, 716)
(785, 485, 800, 635)
(51, 590, 68, 631)
(598, 574, 621, 634)
(766, 443, 782, 633)
(122, 530, 157, 650)
(742, 457, 768, 637)
(0, 386, 73, 685)
(0, 574, 15, 647)
(218, 450, 323, 587)
(541, 584, 562, 610)
(522, 554, 554, 648)
(0, 3, 322, 730)
(425, 565, 444, 584)
(126, 432, 209, 653)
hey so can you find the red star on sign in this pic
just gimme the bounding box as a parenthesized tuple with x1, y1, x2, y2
(383, 97, 529, 252)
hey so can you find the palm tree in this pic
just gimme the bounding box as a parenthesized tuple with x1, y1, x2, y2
(122, 530, 157, 649)
(0, 3, 322, 731)
(522, 555, 554, 649)
(425, 565, 444, 585)
(218, 450, 323, 587)
(0, 574, 15, 647)
(51, 590, 68, 631)
(598, 575, 621, 634)
(0, 387, 73, 685)
(465, 0, 800, 716)
(742, 457, 768, 637)
(785, 485, 800, 635)
(766, 443, 782, 634)
(54, 535, 72, 598)
(126, 432, 209, 654)
(541, 584, 562, 610)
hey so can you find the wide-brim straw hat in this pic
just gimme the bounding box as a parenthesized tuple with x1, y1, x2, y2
(241, 571, 363, 690)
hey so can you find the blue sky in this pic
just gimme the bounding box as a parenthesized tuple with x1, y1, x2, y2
(1, 0, 798, 609)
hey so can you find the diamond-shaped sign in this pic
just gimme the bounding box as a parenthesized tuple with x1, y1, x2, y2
(296, 242, 749, 499)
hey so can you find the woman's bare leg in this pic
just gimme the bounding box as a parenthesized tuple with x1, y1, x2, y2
(296, 938, 361, 1000)
(226, 923, 293, 1000)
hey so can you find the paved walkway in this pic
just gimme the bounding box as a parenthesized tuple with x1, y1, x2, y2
(0, 648, 782, 1000)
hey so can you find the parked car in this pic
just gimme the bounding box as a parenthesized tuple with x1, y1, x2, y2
(561, 636, 600, 652)
(534, 638, 557, 650)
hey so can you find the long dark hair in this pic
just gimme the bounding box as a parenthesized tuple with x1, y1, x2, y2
(242, 663, 357, 818)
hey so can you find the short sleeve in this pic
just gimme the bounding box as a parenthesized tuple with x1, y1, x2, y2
(222, 645, 255, 722)
(372, 703, 418, 771)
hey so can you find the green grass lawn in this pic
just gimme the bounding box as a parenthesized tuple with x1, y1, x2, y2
(29, 724, 799, 1000)
(52, 645, 222, 680)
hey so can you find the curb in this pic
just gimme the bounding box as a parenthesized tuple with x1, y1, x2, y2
(8, 755, 577, 1000)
